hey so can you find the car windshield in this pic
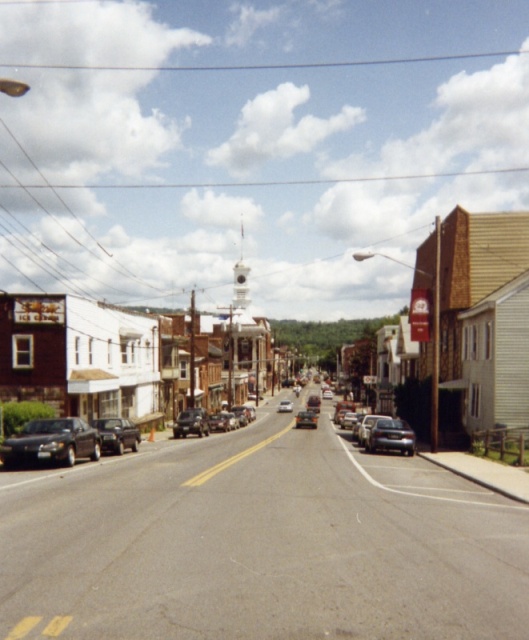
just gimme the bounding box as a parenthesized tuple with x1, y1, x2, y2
(377, 419, 409, 430)
(209, 414, 223, 420)
(93, 419, 122, 430)
(280, 401, 291, 405)
(23, 420, 73, 435)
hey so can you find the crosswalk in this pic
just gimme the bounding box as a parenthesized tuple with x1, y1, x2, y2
(4, 616, 73, 639)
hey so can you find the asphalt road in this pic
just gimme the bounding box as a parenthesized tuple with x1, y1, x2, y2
(2, 390, 529, 640)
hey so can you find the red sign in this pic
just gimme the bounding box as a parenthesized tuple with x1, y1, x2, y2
(410, 288, 431, 342)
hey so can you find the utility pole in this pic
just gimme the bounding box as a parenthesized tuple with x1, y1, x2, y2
(228, 305, 233, 408)
(189, 289, 196, 409)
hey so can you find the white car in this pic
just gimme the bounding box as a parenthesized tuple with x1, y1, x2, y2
(322, 389, 334, 400)
(278, 400, 294, 413)
(358, 415, 388, 448)
(342, 412, 358, 430)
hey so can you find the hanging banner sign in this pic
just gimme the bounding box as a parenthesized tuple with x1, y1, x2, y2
(410, 288, 431, 342)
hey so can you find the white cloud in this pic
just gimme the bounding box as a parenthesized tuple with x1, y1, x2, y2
(180, 189, 265, 229)
(206, 82, 365, 176)
(0, 2, 211, 193)
(225, 4, 282, 47)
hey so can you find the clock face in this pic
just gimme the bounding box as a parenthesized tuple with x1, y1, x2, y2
(237, 275, 246, 284)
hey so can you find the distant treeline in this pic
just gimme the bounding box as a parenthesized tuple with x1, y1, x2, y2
(269, 316, 402, 357)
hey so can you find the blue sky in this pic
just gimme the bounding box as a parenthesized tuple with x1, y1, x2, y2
(2, 0, 529, 320)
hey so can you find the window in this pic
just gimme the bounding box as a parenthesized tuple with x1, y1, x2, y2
(121, 339, 128, 364)
(180, 360, 188, 379)
(88, 338, 94, 365)
(485, 321, 493, 360)
(13, 334, 33, 369)
(470, 383, 481, 418)
(471, 325, 478, 360)
(75, 336, 81, 365)
(107, 339, 112, 367)
(100, 390, 119, 417)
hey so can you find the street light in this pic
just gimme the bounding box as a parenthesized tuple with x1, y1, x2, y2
(0, 79, 30, 98)
(353, 215, 441, 453)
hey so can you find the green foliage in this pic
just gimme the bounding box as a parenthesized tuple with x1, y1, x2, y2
(270, 315, 401, 362)
(1, 401, 56, 439)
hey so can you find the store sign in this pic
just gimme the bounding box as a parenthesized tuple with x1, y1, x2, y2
(410, 288, 431, 342)
(363, 375, 377, 385)
(15, 298, 65, 324)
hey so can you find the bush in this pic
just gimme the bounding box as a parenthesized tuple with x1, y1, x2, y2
(1, 401, 56, 439)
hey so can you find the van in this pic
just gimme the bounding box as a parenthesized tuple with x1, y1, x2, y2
(307, 395, 322, 413)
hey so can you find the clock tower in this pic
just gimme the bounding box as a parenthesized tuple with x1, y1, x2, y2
(233, 260, 251, 309)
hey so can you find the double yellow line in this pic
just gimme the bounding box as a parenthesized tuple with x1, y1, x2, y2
(182, 422, 293, 487)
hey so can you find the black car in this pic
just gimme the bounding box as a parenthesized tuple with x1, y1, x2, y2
(92, 418, 141, 455)
(173, 408, 210, 439)
(295, 411, 318, 429)
(0, 418, 101, 468)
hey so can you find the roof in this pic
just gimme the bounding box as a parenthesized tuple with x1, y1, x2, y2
(459, 267, 529, 320)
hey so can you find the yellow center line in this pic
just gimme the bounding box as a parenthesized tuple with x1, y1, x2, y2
(5, 617, 42, 640)
(182, 421, 294, 487)
(43, 616, 73, 637)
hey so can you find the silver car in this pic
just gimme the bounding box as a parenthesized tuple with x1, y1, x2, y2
(358, 415, 388, 448)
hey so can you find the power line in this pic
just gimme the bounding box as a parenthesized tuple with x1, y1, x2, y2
(0, 49, 527, 72)
(2, 165, 528, 190)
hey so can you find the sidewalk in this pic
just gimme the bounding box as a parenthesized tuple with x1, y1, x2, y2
(419, 450, 529, 504)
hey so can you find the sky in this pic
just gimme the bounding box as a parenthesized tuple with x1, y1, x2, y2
(2, 0, 529, 321)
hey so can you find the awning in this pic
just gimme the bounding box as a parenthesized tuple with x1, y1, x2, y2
(186, 387, 204, 397)
(439, 379, 468, 390)
(68, 368, 119, 394)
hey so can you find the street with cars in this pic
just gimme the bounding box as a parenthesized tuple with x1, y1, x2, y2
(1, 384, 529, 639)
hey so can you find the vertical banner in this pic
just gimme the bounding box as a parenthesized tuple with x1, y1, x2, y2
(410, 288, 431, 342)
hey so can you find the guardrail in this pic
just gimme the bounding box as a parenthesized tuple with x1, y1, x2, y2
(472, 426, 529, 466)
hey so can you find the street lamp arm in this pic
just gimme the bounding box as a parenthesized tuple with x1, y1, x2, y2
(352, 251, 432, 278)
(0, 79, 30, 98)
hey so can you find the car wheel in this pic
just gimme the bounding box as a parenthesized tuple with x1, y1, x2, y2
(132, 439, 139, 452)
(408, 449, 415, 457)
(205, 429, 210, 437)
(198, 429, 203, 438)
(65, 445, 76, 467)
(370, 444, 376, 454)
(91, 442, 101, 462)
(116, 440, 125, 456)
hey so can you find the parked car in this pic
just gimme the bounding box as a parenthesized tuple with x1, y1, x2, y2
(322, 389, 334, 400)
(366, 418, 416, 456)
(334, 409, 350, 427)
(333, 401, 355, 423)
(358, 414, 388, 448)
(278, 400, 294, 413)
(223, 412, 240, 430)
(342, 412, 358, 431)
(244, 405, 257, 422)
(295, 411, 318, 429)
(231, 406, 249, 427)
(0, 418, 101, 468)
(208, 412, 232, 433)
(92, 418, 141, 455)
(306, 395, 321, 413)
(173, 408, 210, 439)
